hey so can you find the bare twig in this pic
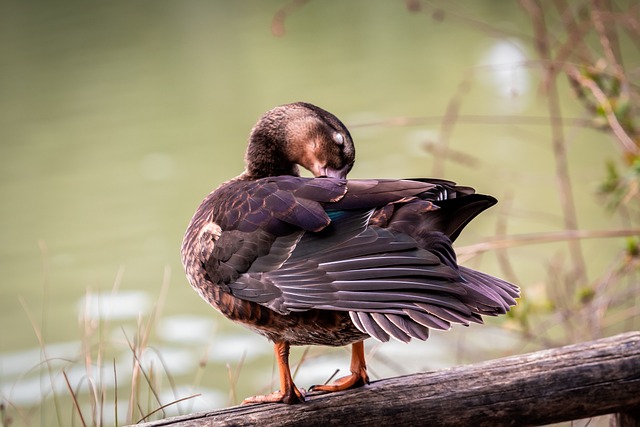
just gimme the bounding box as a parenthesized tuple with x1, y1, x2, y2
(520, 0, 588, 289)
(431, 75, 473, 176)
(565, 66, 639, 156)
(552, 0, 594, 65)
(591, 0, 624, 76)
(271, 0, 311, 37)
(458, 228, 640, 260)
(494, 191, 522, 286)
(350, 114, 594, 129)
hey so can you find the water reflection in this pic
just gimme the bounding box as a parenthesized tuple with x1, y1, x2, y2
(479, 39, 531, 102)
(207, 333, 270, 362)
(0, 342, 79, 378)
(0, 337, 225, 409)
(158, 315, 217, 344)
(77, 290, 150, 320)
(157, 386, 227, 414)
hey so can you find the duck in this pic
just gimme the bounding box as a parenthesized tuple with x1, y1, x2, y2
(181, 102, 519, 405)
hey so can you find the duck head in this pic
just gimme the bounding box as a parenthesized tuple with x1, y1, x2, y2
(242, 102, 355, 180)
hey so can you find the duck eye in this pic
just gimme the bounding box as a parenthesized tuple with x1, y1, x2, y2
(333, 132, 344, 145)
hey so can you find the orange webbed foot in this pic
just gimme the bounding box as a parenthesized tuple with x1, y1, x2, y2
(242, 386, 306, 405)
(310, 341, 369, 393)
(309, 366, 369, 393)
(242, 341, 306, 405)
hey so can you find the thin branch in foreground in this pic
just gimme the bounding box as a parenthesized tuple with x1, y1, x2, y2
(565, 66, 639, 156)
(62, 370, 87, 427)
(271, 0, 311, 37)
(137, 394, 202, 425)
(456, 228, 640, 258)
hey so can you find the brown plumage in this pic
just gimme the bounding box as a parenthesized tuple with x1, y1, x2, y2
(181, 102, 519, 404)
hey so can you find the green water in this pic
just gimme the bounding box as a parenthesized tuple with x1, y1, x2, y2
(0, 1, 633, 425)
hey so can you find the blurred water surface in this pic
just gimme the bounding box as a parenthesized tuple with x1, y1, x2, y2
(0, 1, 627, 424)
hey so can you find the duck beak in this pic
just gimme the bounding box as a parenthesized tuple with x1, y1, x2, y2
(319, 165, 349, 180)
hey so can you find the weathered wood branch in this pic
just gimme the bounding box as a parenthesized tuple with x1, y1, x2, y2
(135, 332, 640, 427)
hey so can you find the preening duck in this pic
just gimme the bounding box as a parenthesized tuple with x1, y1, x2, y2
(181, 102, 519, 404)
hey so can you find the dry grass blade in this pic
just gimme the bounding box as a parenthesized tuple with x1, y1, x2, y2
(18, 297, 65, 427)
(62, 370, 87, 427)
(122, 328, 165, 420)
(322, 369, 340, 386)
(136, 394, 202, 424)
(113, 359, 119, 427)
(291, 346, 311, 381)
(226, 351, 246, 406)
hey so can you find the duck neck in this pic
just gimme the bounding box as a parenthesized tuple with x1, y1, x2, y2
(241, 132, 300, 180)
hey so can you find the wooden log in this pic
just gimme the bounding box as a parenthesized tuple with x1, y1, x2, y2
(135, 332, 640, 427)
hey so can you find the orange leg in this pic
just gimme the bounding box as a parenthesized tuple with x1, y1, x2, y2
(310, 341, 369, 392)
(242, 341, 305, 404)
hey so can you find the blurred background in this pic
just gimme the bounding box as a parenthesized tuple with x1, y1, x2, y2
(1, 1, 638, 425)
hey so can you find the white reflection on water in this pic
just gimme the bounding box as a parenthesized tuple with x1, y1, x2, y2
(157, 315, 217, 344)
(0, 342, 203, 408)
(77, 290, 150, 320)
(0, 341, 79, 378)
(208, 333, 270, 363)
(136, 346, 197, 376)
(478, 39, 530, 108)
(2, 375, 49, 406)
(158, 386, 227, 414)
(0, 349, 124, 407)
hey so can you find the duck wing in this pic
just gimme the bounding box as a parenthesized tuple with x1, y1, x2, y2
(210, 178, 518, 343)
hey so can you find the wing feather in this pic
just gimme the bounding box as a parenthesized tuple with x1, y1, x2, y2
(371, 312, 411, 343)
(357, 312, 390, 342)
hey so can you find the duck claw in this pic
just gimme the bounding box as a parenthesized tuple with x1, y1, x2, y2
(241, 387, 306, 405)
(309, 369, 369, 393)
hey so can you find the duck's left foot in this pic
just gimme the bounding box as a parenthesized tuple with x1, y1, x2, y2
(309, 366, 369, 393)
(310, 341, 369, 393)
(242, 386, 306, 405)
